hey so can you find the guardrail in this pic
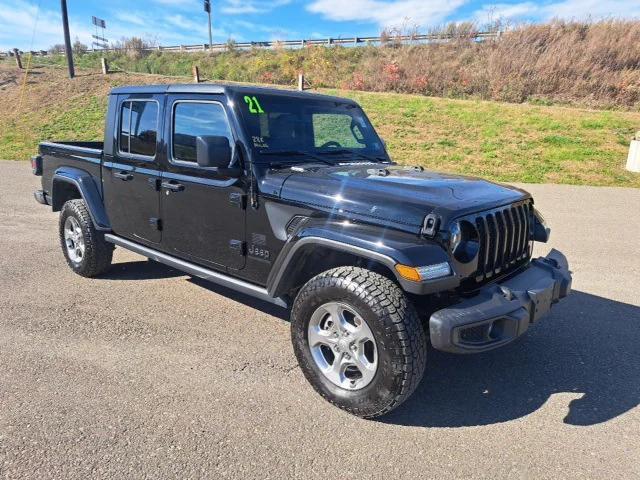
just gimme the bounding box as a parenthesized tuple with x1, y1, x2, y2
(1, 30, 502, 58)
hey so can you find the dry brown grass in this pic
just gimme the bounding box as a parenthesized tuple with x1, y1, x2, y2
(347, 20, 640, 109)
(19, 20, 640, 109)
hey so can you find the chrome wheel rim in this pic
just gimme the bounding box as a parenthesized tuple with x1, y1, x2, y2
(64, 216, 85, 263)
(308, 302, 378, 390)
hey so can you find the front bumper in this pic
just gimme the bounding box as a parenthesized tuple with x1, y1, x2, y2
(429, 249, 571, 354)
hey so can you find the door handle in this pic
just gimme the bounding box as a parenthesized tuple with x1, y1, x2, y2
(114, 171, 133, 181)
(161, 181, 185, 192)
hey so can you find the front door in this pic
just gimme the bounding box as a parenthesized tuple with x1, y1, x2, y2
(160, 95, 246, 271)
(103, 94, 163, 244)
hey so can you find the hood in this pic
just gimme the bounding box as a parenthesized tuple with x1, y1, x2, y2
(267, 165, 530, 234)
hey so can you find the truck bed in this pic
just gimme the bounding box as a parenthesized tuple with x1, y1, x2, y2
(38, 141, 105, 207)
(40, 141, 104, 154)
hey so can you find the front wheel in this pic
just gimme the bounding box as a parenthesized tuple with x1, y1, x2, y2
(290, 267, 427, 418)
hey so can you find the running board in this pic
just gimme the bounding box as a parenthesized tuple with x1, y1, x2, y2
(104, 234, 287, 308)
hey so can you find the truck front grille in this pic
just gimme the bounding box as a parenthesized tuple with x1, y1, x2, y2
(473, 201, 533, 282)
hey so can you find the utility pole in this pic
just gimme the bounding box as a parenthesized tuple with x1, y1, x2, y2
(204, 0, 212, 48)
(60, 0, 75, 78)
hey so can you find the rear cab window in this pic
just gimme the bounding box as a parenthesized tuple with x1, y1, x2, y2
(118, 100, 159, 158)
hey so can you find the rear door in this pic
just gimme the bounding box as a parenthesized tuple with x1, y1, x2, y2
(103, 94, 163, 244)
(160, 94, 246, 271)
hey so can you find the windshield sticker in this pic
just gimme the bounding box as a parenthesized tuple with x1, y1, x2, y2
(252, 136, 269, 148)
(244, 96, 265, 114)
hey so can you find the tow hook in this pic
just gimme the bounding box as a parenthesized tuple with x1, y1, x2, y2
(499, 286, 514, 301)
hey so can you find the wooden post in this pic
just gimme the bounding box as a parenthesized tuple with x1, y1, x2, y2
(298, 73, 305, 91)
(101, 57, 109, 75)
(13, 49, 22, 69)
(193, 65, 200, 83)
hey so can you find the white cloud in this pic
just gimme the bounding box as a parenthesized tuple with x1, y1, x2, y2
(164, 14, 232, 41)
(113, 12, 147, 27)
(148, 0, 292, 15)
(221, 0, 292, 15)
(474, 0, 640, 24)
(543, 0, 640, 19)
(307, 0, 469, 27)
(0, 0, 242, 51)
(308, 0, 640, 29)
(166, 13, 205, 31)
(0, 0, 96, 52)
(151, 0, 193, 6)
(473, 2, 537, 24)
(232, 19, 296, 37)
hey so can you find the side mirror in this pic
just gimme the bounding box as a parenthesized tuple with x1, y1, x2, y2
(196, 136, 232, 169)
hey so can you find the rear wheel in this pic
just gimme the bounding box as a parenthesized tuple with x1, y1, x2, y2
(59, 199, 113, 277)
(291, 266, 427, 418)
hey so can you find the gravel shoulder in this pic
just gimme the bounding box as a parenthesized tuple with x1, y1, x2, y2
(1, 160, 639, 479)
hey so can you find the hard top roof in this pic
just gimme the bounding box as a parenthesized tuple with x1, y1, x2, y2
(109, 83, 357, 104)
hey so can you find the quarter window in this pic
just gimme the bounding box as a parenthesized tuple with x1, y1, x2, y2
(173, 102, 232, 163)
(119, 100, 158, 157)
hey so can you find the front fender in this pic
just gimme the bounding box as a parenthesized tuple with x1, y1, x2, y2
(267, 220, 459, 297)
(52, 167, 111, 231)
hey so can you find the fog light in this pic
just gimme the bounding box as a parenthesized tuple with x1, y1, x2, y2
(395, 262, 451, 282)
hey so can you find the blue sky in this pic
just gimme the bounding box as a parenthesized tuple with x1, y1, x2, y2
(1, 0, 639, 52)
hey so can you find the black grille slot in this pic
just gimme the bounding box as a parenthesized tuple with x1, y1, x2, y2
(486, 214, 497, 276)
(475, 217, 488, 280)
(472, 201, 532, 281)
(495, 211, 505, 272)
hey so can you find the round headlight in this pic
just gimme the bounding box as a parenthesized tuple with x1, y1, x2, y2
(450, 220, 480, 263)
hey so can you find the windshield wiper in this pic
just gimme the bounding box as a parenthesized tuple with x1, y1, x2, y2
(259, 150, 336, 167)
(316, 149, 388, 163)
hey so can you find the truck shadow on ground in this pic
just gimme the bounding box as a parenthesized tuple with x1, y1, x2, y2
(382, 290, 640, 427)
(103, 260, 184, 281)
(188, 277, 291, 321)
(187, 277, 640, 427)
(100, 261, 639, 427)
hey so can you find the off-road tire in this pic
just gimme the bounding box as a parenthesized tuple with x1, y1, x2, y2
(59, 199, 113, 277)
(291, 266, 427, 418)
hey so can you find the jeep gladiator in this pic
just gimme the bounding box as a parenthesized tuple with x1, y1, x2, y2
(32, 84, 572, 418)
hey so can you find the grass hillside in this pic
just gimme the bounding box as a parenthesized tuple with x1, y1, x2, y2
(0, 63, 638, 187)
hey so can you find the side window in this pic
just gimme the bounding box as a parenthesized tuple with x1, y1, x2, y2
(313, 113, 364, 149)
(173, 102, 232, 163)
(119, 100, 158, 157)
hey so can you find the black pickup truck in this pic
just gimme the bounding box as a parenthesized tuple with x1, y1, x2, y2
(32, 84, 571, 418)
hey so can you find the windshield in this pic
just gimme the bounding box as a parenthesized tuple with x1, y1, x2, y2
(235, 92, 387, 163)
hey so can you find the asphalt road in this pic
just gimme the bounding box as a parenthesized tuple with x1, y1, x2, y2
(1, 160, 639, 479)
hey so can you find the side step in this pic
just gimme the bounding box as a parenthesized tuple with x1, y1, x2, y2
(104, 234, 287, 308)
